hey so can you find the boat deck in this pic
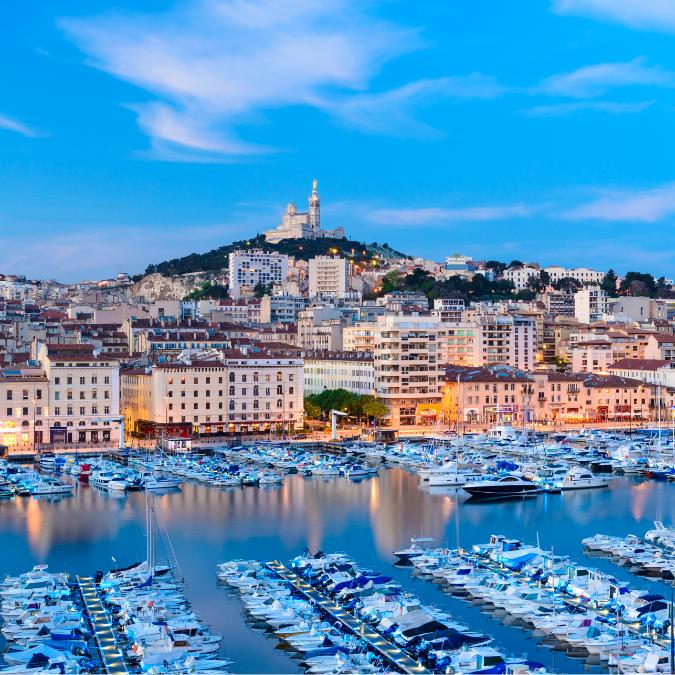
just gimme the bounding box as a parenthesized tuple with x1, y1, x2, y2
(77, 576, 128, 675)
(266, 561, 428, 674)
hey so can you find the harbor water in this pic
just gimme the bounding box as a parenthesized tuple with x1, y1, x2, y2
(2, 466, 675, 673)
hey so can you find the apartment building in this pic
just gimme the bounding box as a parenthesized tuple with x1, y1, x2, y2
(36, 343, 121, 445)
(121, 348, 304, 439)
(611, 297, 667, 322)
(503, 266, 540, 290)
(440, 364, 533, 424)
(297, 307, 354, 351)
(437, 323, 477, 365)
(374, 315, 441, 426)
(303, 351, 374, 396)
(309, 256, 349, 297)
(343, 322, 377, 352)
(259, 293, 308, 323)
(544, 267, 604, 285)
(540, 290, 575, 316)
(575, 286, 610, 323)
(228, 249, 288, 300)
(0, 366, 50, 451)
(432, 298, 466, 322)
(644, 334, 675, 361)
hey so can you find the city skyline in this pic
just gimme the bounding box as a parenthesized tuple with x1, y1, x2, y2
(3, 1, 675, 280)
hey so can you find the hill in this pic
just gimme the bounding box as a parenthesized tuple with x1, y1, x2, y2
(142, 235, 410, 278)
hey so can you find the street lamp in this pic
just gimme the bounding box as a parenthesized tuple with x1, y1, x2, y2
(32, 398, 36, 455)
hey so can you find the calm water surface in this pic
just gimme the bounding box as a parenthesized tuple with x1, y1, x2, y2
(2, 467, 675, 673)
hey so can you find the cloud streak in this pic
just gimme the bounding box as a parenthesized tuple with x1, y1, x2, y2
(368, 204, 532, 225)
(537, 58, 675, 98)
(552, 0, 675, 33)
(561, 183, 675, 221)
(0, 114, 45, 138)
(524, 100, 654, 116)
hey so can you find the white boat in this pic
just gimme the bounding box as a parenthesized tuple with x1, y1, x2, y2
(90, 470, 116, 488)
(30, 478, 74, 496)
(145, 476, 182, 490)
(554, 466, 613, 490)
(107, 476, 129, 491)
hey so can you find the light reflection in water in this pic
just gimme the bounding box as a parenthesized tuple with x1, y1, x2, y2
(1, 468, 675, 673)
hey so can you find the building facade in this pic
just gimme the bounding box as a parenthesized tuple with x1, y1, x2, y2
(309, 256, 349, 297)
(228, 250, 288, 300)
(303, 351, 374, 397)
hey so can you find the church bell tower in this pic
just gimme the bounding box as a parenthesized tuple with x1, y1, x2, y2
(308, 179, 320, 236)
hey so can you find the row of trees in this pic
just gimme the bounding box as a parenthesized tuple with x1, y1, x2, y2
(304, 389, 389, 426)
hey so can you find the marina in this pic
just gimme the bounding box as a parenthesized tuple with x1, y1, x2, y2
(3, 434, 675, 672)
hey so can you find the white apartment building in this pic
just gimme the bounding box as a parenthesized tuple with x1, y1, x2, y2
(374, 315, 442, 426)
(438, 323, 477, 365)
(343, 322, 376, 352)
(503, 266, 540, 289)
(37, 343, 121, 445)
(303, 352, 374, 397)
(544, 267, 604, 285)
(575, 286, 610, 324)
(309, 256, 349, 297)
(121, 348, 304, 438)
(432, 298, 466, 322)
(228, 249, 288, 300)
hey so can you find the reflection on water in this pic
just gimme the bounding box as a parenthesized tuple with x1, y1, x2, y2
(2, 468, 675, 673)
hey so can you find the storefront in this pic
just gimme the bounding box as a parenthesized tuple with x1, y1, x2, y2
(417, 403, 442, 425)
(483, 405, 518, 423)
(50, 426, 67, 443)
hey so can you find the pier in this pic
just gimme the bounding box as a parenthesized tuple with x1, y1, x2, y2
(266, 561, 428, 675)
(77, 576, 128, 675)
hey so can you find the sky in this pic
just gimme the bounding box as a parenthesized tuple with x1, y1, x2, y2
(2, 0, 675, 282)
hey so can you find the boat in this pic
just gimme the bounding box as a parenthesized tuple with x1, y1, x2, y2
(553, 466, 613, 490)
(461, 474, 539, 500)
(30, 478, 74, 495)
(394, 536, 434, 560)
(144, 476, 182, 490)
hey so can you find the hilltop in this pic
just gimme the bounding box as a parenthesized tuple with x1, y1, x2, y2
(142, 235, 410, 278)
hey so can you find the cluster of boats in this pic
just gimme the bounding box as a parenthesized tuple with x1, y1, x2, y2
(393, 533, 675, 671)
(0, 565, 100, 674)
(583, 520, 675, 581)
(216, 552, 547, 675)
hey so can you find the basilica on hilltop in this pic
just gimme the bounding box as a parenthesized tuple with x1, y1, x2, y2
(262, 180, 346, 244)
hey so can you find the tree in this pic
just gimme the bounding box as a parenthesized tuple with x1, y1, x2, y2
(484, 260, 508, 275)
(539, 270, 551, 286)
(526, 275, 544, 293)
(601, 269, 619, 297)
(619, 271, 656, 297)
(303, 399, 322, 420)
(553, 276, 582, 293)
(253, 281, 274, 298)
(362, 399, 389, 427)
(509, 260, 523, 268)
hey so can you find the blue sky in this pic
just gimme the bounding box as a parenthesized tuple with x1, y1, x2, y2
(2, 0, 675, 281)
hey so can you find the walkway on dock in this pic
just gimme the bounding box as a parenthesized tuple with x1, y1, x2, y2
(266, 561, 427, 675)
(77, 576, 128, 675)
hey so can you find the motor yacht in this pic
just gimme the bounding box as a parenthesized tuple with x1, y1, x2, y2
(554, 466, 613, 490)
(461, 474, 539, 499)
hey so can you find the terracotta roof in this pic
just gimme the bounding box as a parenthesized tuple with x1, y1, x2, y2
(608, 358, 670, 371)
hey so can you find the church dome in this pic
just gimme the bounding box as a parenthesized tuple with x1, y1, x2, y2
(286, 201, 297, 215)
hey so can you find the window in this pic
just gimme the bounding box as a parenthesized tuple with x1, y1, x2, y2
(22, 390, 28, 400)
(277, 385, 283, 394)
(289, 387, 293, 395)
(289, 401, 293, 409)
(80, 391, 86, 400)
(229, 386, 235, 395)
(266, 374, 270, 382)
(92, 390, 98, 399)
(168, 391, 173, 398)
(79, 377, 85, 385)
(229, 401, 235, 410)
(218, 376, 223, 384)
(168, 416, 173, 423)
(254, 400, 259, 409)
(229, 373, 235, 382)
(206, 402, 210, 410)
(242, 402, 247, 410)
(79, 406, 85, 415)
(277, 399, 283, 408)
(91, 377, 98, 385)
(181, 377, 186, 384)
(54, 407, 60, 416)
(104, 376, 110, 384)
(54, 378, 60, 385)
(289, 374, 294, 381)
(169, 403, 173, 410)
(206, 377, 210, 384)
(194, 415, 198, 422)
(181, 390, 185, 397)
(242, 388, 247, 395)
(67, 377, 73, 385)
(242, 374, 247, 382)
(169, 377, 174, 385)
(205, 389, 210, 397)
(36, 406, 42, 415)
(67, 390, 73, 400)
(104, 406, 110, 414)
(6, 391, 11, 401)
(55, 392, 60, 400)
(67, 406, 73, 416)
(181, 402, 185, 410)
(253, 372, 259, 381)
(193, 390, 198, 397)
(36, 390, 42, 400)
(266, 388, 270, 396)
(265, 402, 270, 410)
(277, 372, 282, 381)
(104, 391, 109, 399)
(193, 402, 198, 409)
(219, 390, 223, 397)
(194, 377, 198, 384)
(21, 407, 27, 416)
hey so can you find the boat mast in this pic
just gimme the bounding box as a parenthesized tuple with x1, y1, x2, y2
(456, 374, 460, 473)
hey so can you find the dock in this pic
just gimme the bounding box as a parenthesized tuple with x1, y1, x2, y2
(77, 576, 128, 675)
(266, 561, 428, 675)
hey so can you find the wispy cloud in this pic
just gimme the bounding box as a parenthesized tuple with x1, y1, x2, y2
(537, 58, 675, 98)
(0, 114, 45, 138)
(560, 183, 675, 221)
(368, 204, 532, 225)
(524, 100, 654, 117)
(63, 0, 481, 161)
(552, 0, 675, 33)
(330, 74, 505, 137)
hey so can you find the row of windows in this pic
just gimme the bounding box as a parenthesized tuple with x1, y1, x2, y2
(166, 372, 292, 385)
(55, 390, 109, 400)
(6, 407, 43, 416)
(53, 406, 110, 415)
(229, 400, 291, 410)
(54, 376, 110, 385)
(5, 390, 42, 401)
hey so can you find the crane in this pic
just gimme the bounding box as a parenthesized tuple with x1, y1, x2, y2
(330, 409, 347, 441)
